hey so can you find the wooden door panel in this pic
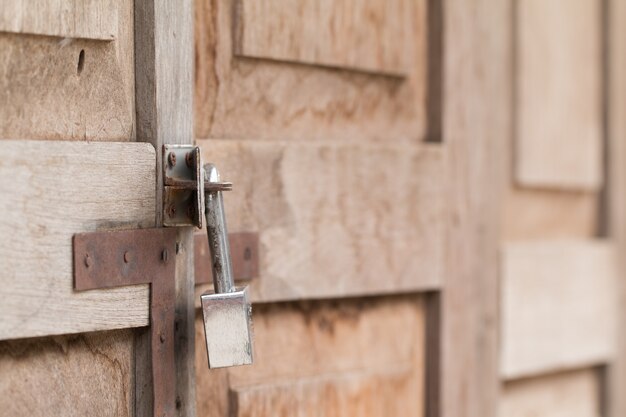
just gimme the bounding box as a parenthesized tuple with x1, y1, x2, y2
(195, 0, 431, 142)
(0, 329, 134, 417)
(196, 140, 444, 302)
(0, 0, 118, 40)
(499, 369, 602, 417)
(0, 141, 155, 340)
(0, 0, 134, 142)
(235, 0, 419, 76)
(515, 0, 602, 190)
(196, 296, 425, 417)
(500, 241, 617, 379)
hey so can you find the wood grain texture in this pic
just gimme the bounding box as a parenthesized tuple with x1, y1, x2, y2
(440, 0, 511, 415)
(503, 188, 598, 240)
(194, 0, 428, 142)
(232, 368, 421, 417)
(195, 296, 425, 417)
(134, 0, 195, 414)
(0, 0, 134, 141)
(0, 0, 117, 40)
(499, 369, 601, 417)
(235, 0, 420, 76)
(608, 0, 626, 414)
(501, 241, 618, 379)
(0, 329, 134, 417)
(0, 140, 155, 340)
(195, 140, 444, 303)
(515, 0, 603, 190)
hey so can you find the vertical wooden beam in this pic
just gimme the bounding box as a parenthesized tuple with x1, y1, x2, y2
(607, 0, 626, 415)
(134, 0, 195, 416)
(441, 0, 511, 416)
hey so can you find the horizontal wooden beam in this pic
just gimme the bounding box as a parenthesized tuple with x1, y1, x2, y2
(196, 140, 445, 303)
(500, 240, 618, 379)
(0, 140, 156, 340)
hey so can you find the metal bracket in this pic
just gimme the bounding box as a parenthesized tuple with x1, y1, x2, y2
(163, 144, 204, 227)
(73, 228, 259, 415)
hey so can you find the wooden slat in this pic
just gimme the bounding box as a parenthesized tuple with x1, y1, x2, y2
(440, 0, 509, 415)
(0, 0, 134, 142)
(503, 188, 598, 240)
(134, 0, 196, 413)
(194, 0, 428, 143)
(232, 368, 422, 417)
(235, 0, 421, 76)
(0, 0, 118, 40)
(195, 140, 444, 303)
(0, 329, 134, 417)
(501, 241, 618, 379)
(0, 140, 155, 340)
(195, 296, 425, 417)
(499, 369, 601, 417)
(515, 0, 603, 190)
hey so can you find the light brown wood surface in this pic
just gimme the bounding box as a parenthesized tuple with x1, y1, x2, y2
(0, 0, 134, 141)
(499, 369, 601, 417)
(440, 0, 511, 415)
(0, 0, 117, 40)
(195, 296, 425, 417)
(235, 0, 422, 76)
(515, 0, 602, 190)
(0, 141, 155, 340)
(500, 241, 617, 379)
(194, 0, 429, 142)
(0, 329, 134, 417)
(195, 140, 444, 303)
(134, 0, 196, 414)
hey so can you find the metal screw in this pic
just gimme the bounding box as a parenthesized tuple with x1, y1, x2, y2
(244, 247, 252, 261)
(160, 333, 165, 343)
(185, 152, 193, 168)
(161, 249, 169, 263)
(124, 251, 131, 263)
(84, 254, 91, 268)
(175, 242, 182, 254)
(167, 152, 177, 167)
(167, 203, 177, 218)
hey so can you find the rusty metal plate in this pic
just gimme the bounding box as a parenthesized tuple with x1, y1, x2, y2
(194, 232, 259, 285)
(74, 228, 178, 290)
(163, 144, 203, 228)
(73, 227, 178, 417)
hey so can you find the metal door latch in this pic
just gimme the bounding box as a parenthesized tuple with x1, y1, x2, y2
(163, 145, 254, 369)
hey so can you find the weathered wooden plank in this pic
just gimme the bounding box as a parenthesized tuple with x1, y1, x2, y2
(0, 329, 134, 417)
(440, 0, 509, 415)
(503, 188, 598, 240)
(0, 0, 134, 141)
(134, 0, 195, 413)
(195, 0, 428, 143)
(195, 296, 425, 417)
(0, 140, 155, 340)
(501, 241, 618, 379)
(0, 0, 118, 40)
(515, 0, 603, 190)
(499, 369, 601, 417)
(235, 0, 421, 76)
(195, 140, 444, 302)
(232, 368, 422, 417)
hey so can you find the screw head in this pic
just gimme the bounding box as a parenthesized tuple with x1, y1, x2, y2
(185, 151, 194, 168)
(244, 247, 252, 261)
(167, 203, 177, 218)
(123, 251, 131, 263)
(84, 254, 91, 268)
(167, 152, 177, 167)
(161, 249, 169, 263)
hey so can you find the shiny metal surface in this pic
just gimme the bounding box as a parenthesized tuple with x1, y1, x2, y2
(200, 287, 254, 368)
(201, 163, 254, 368)
(204, 163, 235, 294)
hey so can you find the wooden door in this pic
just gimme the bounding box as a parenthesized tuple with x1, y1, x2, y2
(9, 1, 624, 417)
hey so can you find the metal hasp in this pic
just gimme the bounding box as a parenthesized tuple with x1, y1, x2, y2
(163, 144, 204, 227)
(200, 164, 254, 368)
